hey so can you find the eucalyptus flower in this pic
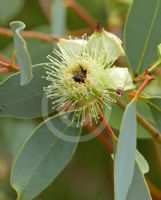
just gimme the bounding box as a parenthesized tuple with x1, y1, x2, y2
(44, 28, 135, 125)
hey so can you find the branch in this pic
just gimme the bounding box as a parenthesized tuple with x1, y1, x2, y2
(0, 27, 60, 43)
(133, 75, 154, 101)
(64, 0, 96, 29)
(0, 68, 9, 73)
(86, 124, 113, 152)
(0, 52, 19, 74)
(101, 117, 118, 142)
(147, 178, 161, 200)
(38, 0, 51, 22)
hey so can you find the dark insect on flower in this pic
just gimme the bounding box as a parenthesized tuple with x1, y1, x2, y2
(116, 88, 124, 96)
(73, 65, 87, 83)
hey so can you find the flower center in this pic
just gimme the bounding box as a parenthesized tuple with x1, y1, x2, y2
(72, 65, 87, 83)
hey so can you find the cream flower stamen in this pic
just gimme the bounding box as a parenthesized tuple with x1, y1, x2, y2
(43, 28, 135, 126)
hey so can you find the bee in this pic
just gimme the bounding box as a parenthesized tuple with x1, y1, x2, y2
(73, 65, 87, 83)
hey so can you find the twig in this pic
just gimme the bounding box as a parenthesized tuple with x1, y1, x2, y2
(153, 141, 161, 172)
(64, 0, 96, 29)
(117, 100, 161, 143)
(133, 75, 154, 101)
(147, 178, 161, 200)
(70, 27, 92, 36)
(86, 124, 113, 152)
(0, 52, 19, 73)
(0, 68, 9, 73)
(101, 117, 118, 142)
(0, 60, 19, 72)
(0, 27, 60, 43)
(137, 113, 161, 142)
(38, 0, 51, 22)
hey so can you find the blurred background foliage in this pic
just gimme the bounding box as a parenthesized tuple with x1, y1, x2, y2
(0, 0, 161, 200)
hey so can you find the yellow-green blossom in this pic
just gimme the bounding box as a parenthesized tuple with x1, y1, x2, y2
(44, 29, 135, 125)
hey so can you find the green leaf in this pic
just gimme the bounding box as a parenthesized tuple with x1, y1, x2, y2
(11, 113, 82, 200)
(10, 21, 32, 86)
(136, 150, 149, 174)
(0, 65, 52, 119)
(51, 0, 67, 36)
(146, 97, 161, 112)
(109, 102, 153, 139)
(114, 101, 137, 200)
(0, 0, 24, 23)
(126, 163, 152, 200)
(27, 26, 53, 64)
(0, 118, 39, 157)
(112, 150, 149, 175)
(148, 98, 161, 132)
(124, 0, 161, 74)
(140, 96, 161, 132)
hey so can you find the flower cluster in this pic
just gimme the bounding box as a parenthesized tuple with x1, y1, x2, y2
(44, 28, 134, 125)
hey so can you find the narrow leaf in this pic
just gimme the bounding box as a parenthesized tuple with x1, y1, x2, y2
(126, 163, 152, 200)
(10, 21, 32, 85)
(124, 0, 161, 74)
(136, 150, 149, 174)
(114, 101, 137, 200)
(51, 0, 66, 36)
(0, 0, 24, 23)
(11, 113, 82, 200)
(112, 149, 149, 175)
(0, 65, 52, 119)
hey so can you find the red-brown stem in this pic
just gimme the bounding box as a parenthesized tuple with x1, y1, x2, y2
(0, 60, 9, 68)
(133, 75, 154, 101)
(64, 0, 96, 29)
(101, 117, 117, 142)
(0, 53, 20, 73)
(0, 68, 9, 73)
(147, 178, 161, 200)
(97, 134, 113, 152)
(0, 27, 60, 43)
(38, 0, 51, 22)
(0, 61, 19, 72)
(0, 26, 94, 43)
(86, 124, 113, 152)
